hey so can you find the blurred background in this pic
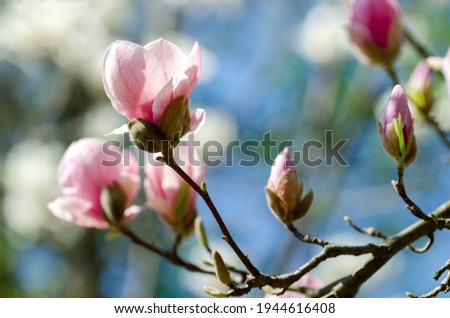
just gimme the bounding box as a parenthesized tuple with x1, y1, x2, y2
(0, 0, 449, 297)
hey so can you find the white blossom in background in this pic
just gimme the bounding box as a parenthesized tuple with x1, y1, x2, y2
(3, 139, 84, 247)
(294, 3, 350, 66)
(0, 0, 132, 92)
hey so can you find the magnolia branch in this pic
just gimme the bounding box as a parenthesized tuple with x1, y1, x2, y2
(162, 143, 450, 297)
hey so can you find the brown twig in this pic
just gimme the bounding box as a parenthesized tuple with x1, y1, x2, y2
(117, 223, 214, 275)
(286, 223, 329, 247)
(407, 260, 450, 298)
(344, 216, 389, 240)
(392, 166, 436, 224)
(163, 150, 262, 278)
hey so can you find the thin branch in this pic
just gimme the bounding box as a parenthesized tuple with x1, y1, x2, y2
(392, 166, 436, 224)
(403, 27, 431, 60)
(344, 216, 388, 240)
(163, 150, 262, 278)
(286, 224, 329, 247)
(117, 223, 214, 275)
(422, 112, 450, 149)
(408, 260, 450, 298)
(407, 234, 434, 254)
(328, 200, 450, 297)
(384, 64, 400, 85)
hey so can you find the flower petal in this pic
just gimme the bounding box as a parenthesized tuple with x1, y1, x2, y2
(48, 196, 109, 229)
(188, 108, 206, 134)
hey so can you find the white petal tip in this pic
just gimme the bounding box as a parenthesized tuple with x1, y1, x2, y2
(104, 124, 129, 136)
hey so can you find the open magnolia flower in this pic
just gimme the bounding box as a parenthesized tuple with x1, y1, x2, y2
(265, 148, 313, 225)
(103, 38, 205, 152)
(48, 138, 141, 229)
(377, 85, 417, 167)
(144, 142, 206, 236)
(347, 0, 403, 66)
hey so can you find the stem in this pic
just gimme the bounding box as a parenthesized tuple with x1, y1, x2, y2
(403, 27, 431, 60)
(422, 113, 450, 149)
(286, 224, 329, 247)
(117, 223, 213, 275)
(163, 150, 262, 277)
(391, 166, 436, 224)
(384, 64, 400, 85)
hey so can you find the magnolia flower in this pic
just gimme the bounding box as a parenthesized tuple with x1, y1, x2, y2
(407, 60, 433, 113)
(103, 38, 205, 151)
(266, 275, 323, 298)
(377, 85, 417, 167)
(347, 0, 403, 66)
(265, 148, 313, 225)
(48, 138, 141, 229)
(144, 143, 206, 236)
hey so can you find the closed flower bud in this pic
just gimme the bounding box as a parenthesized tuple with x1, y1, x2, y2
(265, 148, 313, 225)
(194, 217, 209, 250)
(347, 0, 403, 66)
(407, 60, 433, 113)
(377, 85, 417, 167)
(212, 250, 231, 286)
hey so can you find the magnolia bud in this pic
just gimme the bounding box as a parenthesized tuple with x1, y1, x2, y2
(377, 85, 417, 167)
(212, 250, 231, 286)
(347, 0, 403, 66)
(194, 217, 209, 250)
(265, 148, 313, 225)
(407, 60, 433, 113)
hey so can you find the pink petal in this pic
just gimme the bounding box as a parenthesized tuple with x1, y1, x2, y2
(48, 196, 109, 229)
(103, 40, 167, 122)
(185, 42, 201, 93)
(152, 72, 190, 124)
(188, 108, 206, 134)
(269, 148, 295, 189)
(144, 38, 189, 80)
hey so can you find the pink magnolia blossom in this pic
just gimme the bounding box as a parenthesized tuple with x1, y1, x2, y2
(407, 60, 433, 112)
(265, 148, 313, 225)
(266, 275, 323, 298)
(347, 0, 403, 66)
(48, 138, 141, 229)
(378, 85, 417, 166)
(144, 143, 205, 236)
(103, 38, 205, 137)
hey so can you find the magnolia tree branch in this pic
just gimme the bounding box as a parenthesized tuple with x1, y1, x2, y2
(116, 223, 214, 275)
(161, 142, 450, 297)
(163, 150, 261, 278)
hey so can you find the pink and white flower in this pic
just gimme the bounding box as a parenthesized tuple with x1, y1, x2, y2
(48, 138, 141, 229)
(347, 0, 403, 66)
(103, 38, 205, 138)
(377, 85, 417, 166)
